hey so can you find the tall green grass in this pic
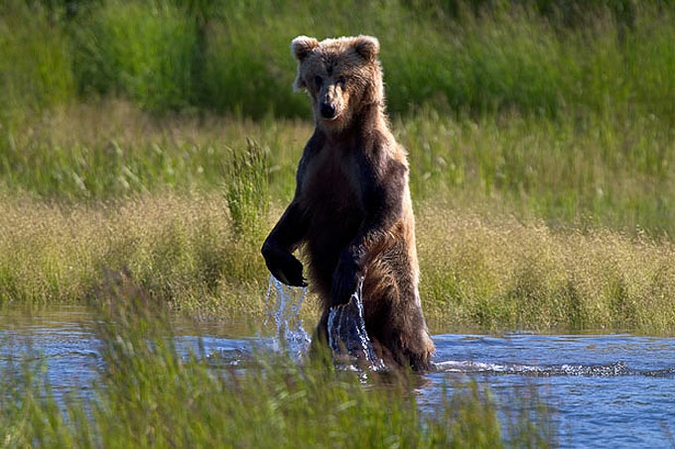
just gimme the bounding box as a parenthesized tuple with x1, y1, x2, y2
(2, 0, 675, 234)
(2, 101, 673, 235)
(3, 0, 675, 120)
(225, 138, 270, 241)
(0, 0, 75, 125)
(71, 0, 198, 112)
(0, 286, 556, 447)
(399, 111, 675, 234)
(0, 101, 294, 200)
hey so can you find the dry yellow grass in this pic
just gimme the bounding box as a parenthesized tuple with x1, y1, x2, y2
(2, 193, 674, 334)
(0, 193, 267, 319)
(417, 204, 675, 333)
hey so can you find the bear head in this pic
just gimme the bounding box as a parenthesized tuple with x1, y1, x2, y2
(291, 35, 384, 132)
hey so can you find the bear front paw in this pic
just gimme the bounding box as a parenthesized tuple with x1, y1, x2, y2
(273, 256, 307, 287)
(330, 259, 360, 306)
(262, 243, 307, 287)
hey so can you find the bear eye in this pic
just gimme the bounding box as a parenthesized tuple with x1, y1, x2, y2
(314, 76, 323, 88)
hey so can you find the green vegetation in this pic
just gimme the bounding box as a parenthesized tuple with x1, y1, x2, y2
(3, 0, 675, 233)
(0, 2, 661, 112)
(3, 188, 674, 334)
(3, 0, 675, 120)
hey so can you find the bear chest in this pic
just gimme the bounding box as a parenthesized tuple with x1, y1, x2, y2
(301, 151, 361, 215)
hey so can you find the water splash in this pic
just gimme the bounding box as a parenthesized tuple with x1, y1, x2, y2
(264, 275, 311, 361)
(327, 277, 386, 372)
(265, 275, 386, 372)
(432, 360, 652, 377)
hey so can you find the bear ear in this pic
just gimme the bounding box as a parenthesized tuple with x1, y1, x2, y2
(353, 35, 380, 62)
(291, 35, 320, 62)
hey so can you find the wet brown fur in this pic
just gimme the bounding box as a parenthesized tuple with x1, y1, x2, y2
(262, 35, 434, 371)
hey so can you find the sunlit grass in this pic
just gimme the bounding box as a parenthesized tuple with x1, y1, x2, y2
(417, 204, 675, 333)
(2, 188, 674, 335)
(0, 191, 270, 320)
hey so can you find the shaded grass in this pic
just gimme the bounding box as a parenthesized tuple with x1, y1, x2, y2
(70, 0, 202, 112)
(4, 0, 675, 121)
(0, 0, 75, 126)
(0, 284, 555, 448)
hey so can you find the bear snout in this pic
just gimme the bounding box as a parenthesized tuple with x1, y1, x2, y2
(320, 102, 337, 120)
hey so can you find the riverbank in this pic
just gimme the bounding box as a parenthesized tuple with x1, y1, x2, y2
(2, 189, 674, 335)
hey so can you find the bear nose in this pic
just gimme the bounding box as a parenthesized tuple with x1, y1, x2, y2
(320, 103, 336, 119)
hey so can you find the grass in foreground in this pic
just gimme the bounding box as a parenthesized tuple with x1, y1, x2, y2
(0, 283, 556, 448)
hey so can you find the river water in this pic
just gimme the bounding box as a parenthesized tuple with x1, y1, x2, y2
(1, 304, 674, 448)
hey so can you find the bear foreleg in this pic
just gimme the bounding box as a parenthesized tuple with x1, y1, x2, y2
(261, 203, 308, 287)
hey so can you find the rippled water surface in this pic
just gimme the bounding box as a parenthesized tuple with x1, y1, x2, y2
(426, 332, 675, 447)
(1, 305, 674, 448)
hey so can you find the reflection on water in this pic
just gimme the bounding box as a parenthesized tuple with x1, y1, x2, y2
(1, 305, 674, 447)
(433, 359, 675, 377)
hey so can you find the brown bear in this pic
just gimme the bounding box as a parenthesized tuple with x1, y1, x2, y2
(261, 35, 434, 372)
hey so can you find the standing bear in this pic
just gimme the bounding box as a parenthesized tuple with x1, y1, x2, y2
(262, 35, 434, 372)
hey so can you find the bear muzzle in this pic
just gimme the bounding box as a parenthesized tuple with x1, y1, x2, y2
(317, 84, 343, 121)
(320, 102, 337, 120)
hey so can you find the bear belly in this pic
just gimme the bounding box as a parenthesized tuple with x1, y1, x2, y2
(305, 197, 361, 302)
